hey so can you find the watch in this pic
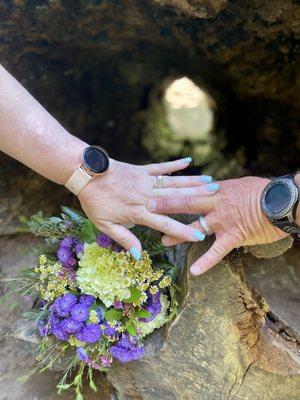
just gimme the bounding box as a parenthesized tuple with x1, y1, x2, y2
(261, 174, 300, 236)
(65, 145, 110, 195)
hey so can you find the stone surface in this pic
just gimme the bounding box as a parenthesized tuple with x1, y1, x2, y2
(107, 239, 300, 399)
(243, 236, 294, 259)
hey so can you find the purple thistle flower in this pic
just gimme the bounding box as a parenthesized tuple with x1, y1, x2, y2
(71, 304, 90, 322)
(50, 312, 60, 327)
(38, 324, 50, 337)
(52, 322, 70, 341)
(79, 294, 95, 307)
(75, 324, 102, 344)
(60, 318, 83, 334)
(97, 233, 113, 248)
(110, 334, 145, 363)
(54, 294, 78, 317)
(143, 290, 162, 322)
(60, 237, 74, 248)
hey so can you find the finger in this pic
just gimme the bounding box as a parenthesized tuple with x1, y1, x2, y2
(101, 223, 142, 261)
(141, 212, 206, 242)
(153, 182, 219, 197)
(155, 174, 213, 188)
(189, 235, 234, 275)
(146, 195, 213, 215)
(145, 157, 192, 175)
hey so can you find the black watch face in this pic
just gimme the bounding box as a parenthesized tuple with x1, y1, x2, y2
(265, 182, 291, 215)
(83, 146, 109, 174)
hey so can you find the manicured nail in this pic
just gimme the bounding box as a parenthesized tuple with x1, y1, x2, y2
(199, 175, 212, 183)
(207, 183, 219, 192)
(147, 200, 157, 211)
(129, 247, 141, 261)
(193, 230, 206, 241)
(181, 157, 192, 164)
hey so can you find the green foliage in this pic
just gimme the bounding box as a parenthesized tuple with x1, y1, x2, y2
(134, 308, 151, 318)
(79, 220, 99, 243)
(124, 286, 143, 304)
(104, 309, 123, 322)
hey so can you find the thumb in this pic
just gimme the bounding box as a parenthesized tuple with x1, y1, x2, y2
(103, 223, 142, 261)
(190, 235, 234, 276)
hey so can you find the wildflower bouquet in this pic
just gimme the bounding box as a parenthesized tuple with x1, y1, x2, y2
(16, 207, 179, 399)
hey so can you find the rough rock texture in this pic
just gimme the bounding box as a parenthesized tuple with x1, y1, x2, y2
(108, 240, 300, 400)
(243, 236, 294, 259)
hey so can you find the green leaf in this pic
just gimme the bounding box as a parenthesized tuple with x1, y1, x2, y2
(104, 309, 123, 322)
(76, 393, 83, 400)
(89, 379, 97, 392)
(126, 321, 137, 336)
(80, 220, 98, 243)
(57, 384, 72, 390)
(134, 309, 151, 319)
(125, 286, 142, 304)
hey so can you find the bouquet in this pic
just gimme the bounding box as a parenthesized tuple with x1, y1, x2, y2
(15, 207, 179, 399)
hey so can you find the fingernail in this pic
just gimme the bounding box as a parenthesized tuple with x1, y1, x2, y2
(181, 157, 192, 164)
(193, 230, 206, 241)
(190, 265, 200, 275)
(199, 175, 212, 183)
(147, 200, 157, 211)
(207, 183, 219, 192)
(129, 247, 141, 261)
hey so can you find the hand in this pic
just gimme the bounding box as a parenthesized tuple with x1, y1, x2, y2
(78, 158, 219, 260)
(146, 176, 287, 274)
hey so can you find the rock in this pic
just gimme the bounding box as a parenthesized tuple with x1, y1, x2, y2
(152, 0, 228, 18)
(243, 236, 294, 258)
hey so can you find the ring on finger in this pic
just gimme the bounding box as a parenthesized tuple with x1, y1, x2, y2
(199, 215, 213, 235)
(154, 175, 164, 189)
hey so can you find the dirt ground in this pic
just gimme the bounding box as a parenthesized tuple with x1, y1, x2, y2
(0, 234, 114, 400)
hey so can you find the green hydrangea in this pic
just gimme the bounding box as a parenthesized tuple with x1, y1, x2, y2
(136, 294, 170, 337)
(77, 243, 131, 307)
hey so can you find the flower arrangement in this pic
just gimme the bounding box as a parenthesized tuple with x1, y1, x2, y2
(16, 207, 179, 399)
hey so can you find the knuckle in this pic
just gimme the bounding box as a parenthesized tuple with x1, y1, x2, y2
(182, 196, 194, 212)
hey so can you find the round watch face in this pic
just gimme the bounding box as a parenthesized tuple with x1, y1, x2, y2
(82, 146, 109, 174)
(261, 178, 298, 219)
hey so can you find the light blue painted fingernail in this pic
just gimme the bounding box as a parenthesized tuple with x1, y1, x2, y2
(193, 230, 206, 241)
(207, 183, 219, 192)
(199, 175, 212, 183)
(181, 157, 192, 164)
(130, 247, 141, 261)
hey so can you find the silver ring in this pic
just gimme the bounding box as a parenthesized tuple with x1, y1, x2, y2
(155, 175, 164, 189)
(199, 215, 213, 235)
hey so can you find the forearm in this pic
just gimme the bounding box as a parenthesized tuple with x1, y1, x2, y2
(295, 174, 300, 225)
(0, 64, 87, 185)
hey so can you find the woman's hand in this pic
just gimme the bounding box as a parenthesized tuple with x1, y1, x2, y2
(146, 176, 287, 273)
(78, 158, 219, 260)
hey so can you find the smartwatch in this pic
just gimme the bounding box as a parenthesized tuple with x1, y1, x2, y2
(261, 174, 300, 237)
(65, 146, 110, 195)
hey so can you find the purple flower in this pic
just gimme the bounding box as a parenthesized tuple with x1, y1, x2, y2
(110, 334, 144, 363)
(52, 322, 70, 341)
(60, 237, 74, 248)
(100, 355, 112, 368)
(97, 233, 113, 248)
(103, 322, 118, 337)
(113, 244, 123, 253)
(64, 221, 73, 230)
(57, 246, 77, 268)
(96, 307, 104, 322)
(50, 312, 60, 327)
(60, 318, 83, 334)
(38, 324, 50, 337)
(113, 300, 124, 309)
(54, 294, 78, 317)
(74, 242, 84, 256)
(79, 294, 95, 307)
(143, 290, 162, 322)
(71, 304, 90, 322)
(75, 324, 102, 344)
(76, 347, 89, 362)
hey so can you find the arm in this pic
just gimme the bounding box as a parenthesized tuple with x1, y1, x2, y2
(0, 65, 219, 258)
(147, 175, 300, 274)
